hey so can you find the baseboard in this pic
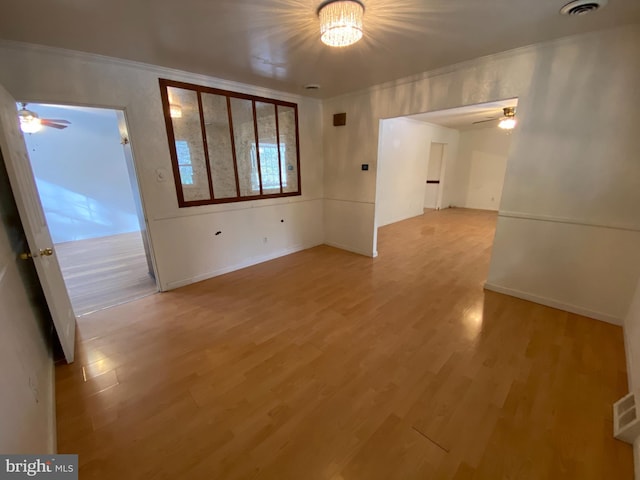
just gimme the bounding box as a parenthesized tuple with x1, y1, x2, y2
(48, 355, 57, 454)
(164, 243, 316, 290)
(634, 437, 640, 480)
(324, 241, 377, 258)
(484, 282, 623, 325)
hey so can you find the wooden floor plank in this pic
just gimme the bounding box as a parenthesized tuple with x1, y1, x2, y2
(55, 231, 157, 316)
(55, 208, 633, 479)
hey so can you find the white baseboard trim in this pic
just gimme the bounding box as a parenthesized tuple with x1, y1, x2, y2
(324, 241, 377, 258)
(49, 356, 57, 454)
(484, 282, 623, 326)
(164, 243, 317, 290)
(634, 437, 640, 480)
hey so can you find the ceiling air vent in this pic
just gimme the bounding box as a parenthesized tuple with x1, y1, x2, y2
(560, 0, 607, 16)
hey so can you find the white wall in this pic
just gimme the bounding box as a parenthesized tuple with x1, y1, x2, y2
(24, 105, 139, 243)
(625, 277, 640, 480)
(486, 25, 640, 324)
(0, 152, 55, 454)
(0, 41, 325, 291)
(375, 118, 458, 228)
(323, 25, 640, 323)
(424, 142, 443, 209)
(456, 126, 511, 211)
(625, 277, 640, 391)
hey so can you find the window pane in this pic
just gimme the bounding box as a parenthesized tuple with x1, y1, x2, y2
(168, 86, 210, 201)
(202, 93, 237, 199)
(278, 106, 299, 193)
(255, 102, 281, 192)
(229, 98, 259, 197)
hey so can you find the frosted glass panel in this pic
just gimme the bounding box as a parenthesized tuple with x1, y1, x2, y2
(202, 93, 237, 198)
(278, 106, 299, 193)
(168, 87, 210, 202)
(255, 102, 281, 194)
(230, 98, 259, 197)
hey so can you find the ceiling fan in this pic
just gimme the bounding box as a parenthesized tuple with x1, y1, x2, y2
(18, 103, 71, 133)
(473, 106, 517, 130)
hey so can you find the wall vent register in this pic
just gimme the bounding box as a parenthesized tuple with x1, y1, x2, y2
(159, 79, 301, 207)
(613, 391, 640, 444)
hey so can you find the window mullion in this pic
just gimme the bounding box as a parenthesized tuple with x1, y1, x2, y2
(251, 100, 264, 196)
(197, 91, 215, 200)
(226, 96, 241, 198)
(274, 104, 284, 194)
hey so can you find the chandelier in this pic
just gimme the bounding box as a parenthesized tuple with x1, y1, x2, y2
(318, 0, 365, 48)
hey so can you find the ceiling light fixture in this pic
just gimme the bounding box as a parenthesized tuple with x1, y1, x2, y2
(18, 107, 42, 134)
(318, 0, 365, 48)
(169, 103, 183, 118)
(498, 107, 517, 130)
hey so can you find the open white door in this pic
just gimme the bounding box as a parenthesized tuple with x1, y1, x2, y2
(0, 84, 76, 363)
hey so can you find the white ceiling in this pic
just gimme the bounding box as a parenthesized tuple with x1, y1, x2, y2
(1, 0, 638, 98)
(407, 98, 519, 130)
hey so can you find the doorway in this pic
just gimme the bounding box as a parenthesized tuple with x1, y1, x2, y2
(424, 142, 445, 210)
(374, 98, 518, 255)
(19, 103, 157, 316)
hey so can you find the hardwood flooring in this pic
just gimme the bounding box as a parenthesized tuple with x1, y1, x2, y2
(55, 208, 632, 479)
(55, 232, 157, 316)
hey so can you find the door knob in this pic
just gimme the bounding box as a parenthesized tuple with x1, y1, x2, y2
(19, 252, 34, 260)
(39, 247, 54, 256)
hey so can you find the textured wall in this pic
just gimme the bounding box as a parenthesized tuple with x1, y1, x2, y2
(0, 42, 325, 290)
(323, 25, 640, 324)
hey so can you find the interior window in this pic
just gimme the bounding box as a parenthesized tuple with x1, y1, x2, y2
(159, 79, 301, 207)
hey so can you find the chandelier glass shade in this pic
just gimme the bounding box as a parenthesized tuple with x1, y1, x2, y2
(318, 0, 364, 48)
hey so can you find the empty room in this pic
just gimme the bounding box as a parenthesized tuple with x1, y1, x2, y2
(1, 1, 639, 479)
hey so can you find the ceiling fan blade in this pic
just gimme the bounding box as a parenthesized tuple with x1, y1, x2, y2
(41, 121, 69, 130)
(42, 119, 71, 124)
(472, 118, 498, 124)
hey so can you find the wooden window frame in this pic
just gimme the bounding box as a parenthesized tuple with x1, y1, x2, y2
(159, 78, 302, 207)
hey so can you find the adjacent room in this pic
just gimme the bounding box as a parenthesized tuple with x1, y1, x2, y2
(0, 1, 639, 479)
(374, 99, 517, 255)
(20, 103, 157, 316)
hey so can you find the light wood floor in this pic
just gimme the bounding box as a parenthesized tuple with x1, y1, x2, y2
(55, 232, 157, 316)
(55, 209, 632, 479)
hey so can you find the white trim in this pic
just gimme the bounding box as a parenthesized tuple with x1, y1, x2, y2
(625, 324, 634, 392)
(0, 40, 318, 105)
(484, 282, 623, 326)
(324, 241, 376, 258)
(48, 358, 57, 454)
(164, 243, 318, 290)
(498, 210, 640, 233)
(634, 437, 640, 480)
(323, 197, 375, 206)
